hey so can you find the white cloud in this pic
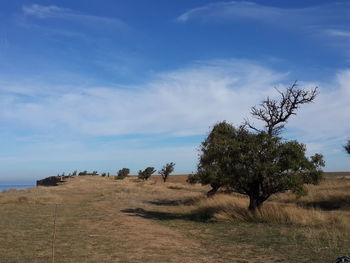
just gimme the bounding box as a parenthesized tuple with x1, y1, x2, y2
(176, 1, 287, 23)
(288, 70, 350, 140)
(1, 59, 349, 172)
(176, 1, 350, 53)
(176, 1, 350, 25)
(324, 29, 350, 38)
(22, 4, 68, 19)
(2, 59, 349, 143)
(0, 59, 285, 137)
(21, 4, 127, 30)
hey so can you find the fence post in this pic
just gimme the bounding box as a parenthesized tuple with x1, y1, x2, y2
(52, 204, 58, 263)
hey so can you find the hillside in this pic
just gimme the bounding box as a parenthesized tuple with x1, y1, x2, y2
(0, 175, 349, 263)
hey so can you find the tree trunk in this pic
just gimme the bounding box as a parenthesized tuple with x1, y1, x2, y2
(207, 184, 220, 197)
(248, 195, 266, 212)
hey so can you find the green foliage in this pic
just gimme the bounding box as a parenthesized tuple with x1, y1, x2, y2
(197, 84, 323, 211)
(117, 168, 130, 180)
(345, 140, 350, 155)
(197, 121, 324, 211)
(159, 162, 175, 182)
(138, 167, 156, 181)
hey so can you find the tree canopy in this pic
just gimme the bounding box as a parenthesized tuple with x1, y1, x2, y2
(196, 83, 324, 211)
(197, 122, 324, 210)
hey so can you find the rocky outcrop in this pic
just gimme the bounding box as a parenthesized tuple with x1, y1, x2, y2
(36, 176, 67, 187)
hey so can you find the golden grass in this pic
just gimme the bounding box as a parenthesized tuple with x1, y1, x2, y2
(191, 194, 350, 228)
(0, 175, 349, 262)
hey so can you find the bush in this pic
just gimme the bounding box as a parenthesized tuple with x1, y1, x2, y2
(138, 167, 156, 180)
(116, 168, 130, 180)
(187, 174, 199, 184)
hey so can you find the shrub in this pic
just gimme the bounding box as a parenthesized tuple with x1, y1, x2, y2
(116, 168, 130, 180)
(138, 167, 156, 180)
(187, 174, 199, 184)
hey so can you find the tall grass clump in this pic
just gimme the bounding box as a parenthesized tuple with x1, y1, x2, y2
(191, 194, 349, 228)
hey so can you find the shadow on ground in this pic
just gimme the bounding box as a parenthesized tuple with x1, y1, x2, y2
(298, 196, 350, 211)
(147, 199, 183, 206)
(121, 207, 212, 222)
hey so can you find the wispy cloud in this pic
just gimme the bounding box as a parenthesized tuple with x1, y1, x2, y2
(177, 1, 285, 23)
(1, 58, 349, 141)
(176, 1, 350, 25)
(21, 4, 127, 30)
(324, 29, 350, 38)
(22, 4, 68, 18)
(176, 1, 350, 59)
(0, 59, 349, 172)
(0, 59, 285, 137)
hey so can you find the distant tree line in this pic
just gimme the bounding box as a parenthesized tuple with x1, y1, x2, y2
(54, 162, 176, 182)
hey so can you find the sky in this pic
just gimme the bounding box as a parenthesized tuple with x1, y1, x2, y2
(0, 0, 349, 183)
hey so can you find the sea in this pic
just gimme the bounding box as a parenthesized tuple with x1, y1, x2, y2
(0, 184, 35, 192)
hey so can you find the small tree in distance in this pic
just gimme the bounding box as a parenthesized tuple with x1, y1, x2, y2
(159, 162, 175, 182)
(138, 167, 156, 181)
(345, 140, 350, 155)
(197, 83, 325, 211)
(117, 168, 130, 180)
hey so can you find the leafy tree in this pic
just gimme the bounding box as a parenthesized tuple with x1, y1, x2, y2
(117, 168, 130, 180)
(138, 167, 156, 181)
(197, 83, 324, 211)
(345, 140, 350, 155)
(159, 162, 175, 182)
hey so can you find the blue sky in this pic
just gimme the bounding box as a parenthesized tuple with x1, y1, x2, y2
(0, 0, 350, 183)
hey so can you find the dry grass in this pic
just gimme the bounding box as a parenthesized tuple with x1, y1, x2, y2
(191, 194, 350, 228)
(0, 175, 349, 262)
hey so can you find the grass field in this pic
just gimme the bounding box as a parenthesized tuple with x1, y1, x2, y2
(0, 175, 349, 263)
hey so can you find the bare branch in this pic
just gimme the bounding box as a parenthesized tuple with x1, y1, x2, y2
(247, 81, 318, 135)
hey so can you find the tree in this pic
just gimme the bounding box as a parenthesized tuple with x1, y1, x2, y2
(197, 83, 324, 211)
(159, 162, 175, 182)
(117, 168, 130, 180)
(138, 167, 156, 181)
(345, 140, 350, 155)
